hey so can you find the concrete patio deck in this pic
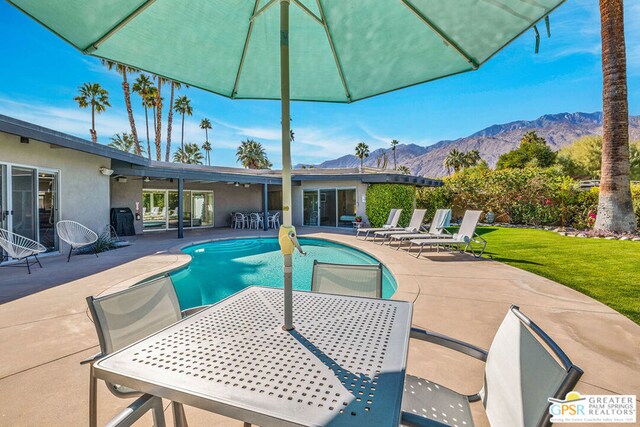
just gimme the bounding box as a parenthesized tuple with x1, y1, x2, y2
(0, 227, 638, 427)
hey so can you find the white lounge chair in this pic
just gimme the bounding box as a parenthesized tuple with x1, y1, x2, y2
(373, 208, 428, 244)
(388, 208, 452, 250)
(402, 305, 583, 427)
(0, 228, 47, 274)
(56, 220, 99, 262)
(355, 208, 402, 240)
(311, 260, 383, 298)
(407, 210, 486, 258)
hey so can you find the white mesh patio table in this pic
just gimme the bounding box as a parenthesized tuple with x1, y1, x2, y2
(93, 286, 413, 426)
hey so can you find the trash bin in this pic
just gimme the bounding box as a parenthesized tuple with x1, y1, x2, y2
(110, 207, 136, 236)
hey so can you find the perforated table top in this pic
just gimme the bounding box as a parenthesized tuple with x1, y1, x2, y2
(94, 286, 413, 427)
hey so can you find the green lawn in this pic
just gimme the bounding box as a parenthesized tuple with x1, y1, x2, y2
(473, 227, 640, 324)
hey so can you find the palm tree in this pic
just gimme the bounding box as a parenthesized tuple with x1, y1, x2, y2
(153, 76, 165, 161)
(132, 74, 155, 159)
(173, 143, 204, 164)
(200, 118, 213, 165)
(108, 133, 144, 155)
(594, 0, 636, 232)
(165, 81, 185, 162)
(73, 82, 110, 143)
(443, 148, 464, 175)
(173, 95, 193, 162)
(355, 142, 370, 172)
(101, 60, 141, 155)
(397, 165, 411, 175)
(390, 139, 400, 169)
(463, 150, 482, 168)
(236, 139, 272, 169)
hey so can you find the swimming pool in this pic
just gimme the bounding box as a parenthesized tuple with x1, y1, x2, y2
(171, 237, 397, 309)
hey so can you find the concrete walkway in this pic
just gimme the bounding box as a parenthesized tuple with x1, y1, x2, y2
(0, 227, 638, 426)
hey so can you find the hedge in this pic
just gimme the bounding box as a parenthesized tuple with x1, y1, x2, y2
(416, 167, 640, 228)
(366, 184, 415, 227)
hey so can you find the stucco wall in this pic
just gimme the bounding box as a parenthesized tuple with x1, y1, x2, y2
(142, 180, 264, 228)
(0, 132, 111, 252)
(292, 180, 369, 227)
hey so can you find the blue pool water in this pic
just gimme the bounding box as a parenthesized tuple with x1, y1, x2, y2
(171, 237, 397, 308)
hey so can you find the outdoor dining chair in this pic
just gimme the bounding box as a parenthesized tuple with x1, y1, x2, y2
(311, 260, 383, 298)
(249, 212, 263, 229)
(56, 220, 99, 262)
(0, 228, 47, 274)
(83, 275, 208, 427)
(268, 212, 280, 229)
(401, 305, 583, 427)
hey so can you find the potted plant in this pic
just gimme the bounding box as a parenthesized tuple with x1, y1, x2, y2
(355, 216, 362, 223)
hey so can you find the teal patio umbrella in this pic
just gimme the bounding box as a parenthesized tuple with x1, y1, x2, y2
(10, 0, 565, 329)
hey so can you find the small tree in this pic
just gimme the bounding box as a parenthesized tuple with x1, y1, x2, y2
(390, 139, 400, 169)
(397, 165, 411, 175)
(496, 131, 557, 169)
(74, 82, 110, 143)
(355, 142, 370, 172)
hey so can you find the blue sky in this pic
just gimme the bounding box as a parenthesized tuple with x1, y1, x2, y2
(0, 0, 638, 168)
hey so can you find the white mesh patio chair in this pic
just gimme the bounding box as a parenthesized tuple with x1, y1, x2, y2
(0, 228, 47, 274)
(83, 275, 209, 427)
(406, 210, 486, 258)
(311, 260, 383, 298)
(56, 220, 99, 262)
(355, 208, 402, 240)
(389, 208, 452, 250)
(401, 305, 583, 427)
(373, 209, 428, 244)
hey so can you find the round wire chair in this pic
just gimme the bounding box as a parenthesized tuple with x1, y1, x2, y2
(0, 228, 47, 274)
(56, 220, 99, 262)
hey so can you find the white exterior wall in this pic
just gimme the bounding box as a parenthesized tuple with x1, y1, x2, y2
(0, 132, 111, 252)
(291, 179, 369, 227)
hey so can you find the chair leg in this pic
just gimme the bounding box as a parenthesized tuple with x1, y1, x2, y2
(33, 254, 43, 268)
(94, 246, 99, 258)
(67, 247, 73, 262)
(89, 368, 98, 427)
(25, 256, 31, 274)
(172, 402, 188, 427)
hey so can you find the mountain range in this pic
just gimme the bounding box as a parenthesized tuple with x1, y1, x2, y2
(297, 112, 640, 177)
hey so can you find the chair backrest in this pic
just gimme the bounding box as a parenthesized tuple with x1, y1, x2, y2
(56, 220, 98, 246)
(86, 275, 182, 356)
(385, 209, 398, 226)
(482, 306, 583, 427)
(454, 210, 482, 242)
(0, 228, 46, 259)
(311, 260, 383, 298)
(389, 209, 402, 227)
(428, 209, 452, 235)
(406, 209, 427, 231)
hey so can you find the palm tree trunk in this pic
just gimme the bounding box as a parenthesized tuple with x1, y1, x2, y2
(165, 82, 175, 162)
(155, 79, 163, 161)
(594, 0, 636, 232)
(144, 106, 151, 160)
(393, 150, 397, 170)
(360, 158, 363, 173)
(181, 113, 185, 163)
(90, 102, 97, 143)
(122, 70, 141, 155)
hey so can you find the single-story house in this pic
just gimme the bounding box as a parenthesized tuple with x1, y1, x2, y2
(0, 114, 442, 255)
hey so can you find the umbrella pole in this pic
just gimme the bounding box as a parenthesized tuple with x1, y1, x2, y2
(279, 0, 294, 331)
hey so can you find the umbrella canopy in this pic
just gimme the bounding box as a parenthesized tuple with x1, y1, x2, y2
(10, 0, 565, 329)
(11, 0, 564, 102)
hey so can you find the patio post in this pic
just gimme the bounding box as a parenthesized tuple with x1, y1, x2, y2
(263, 182, 269, 231)
(177, 177, 184, 239)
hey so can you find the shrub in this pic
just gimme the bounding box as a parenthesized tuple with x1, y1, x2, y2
(416, 186, 453, 220)
(366, 184, 415, 227)
(632, 184, 640, 228)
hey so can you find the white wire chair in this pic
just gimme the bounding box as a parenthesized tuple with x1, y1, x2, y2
(56, 220, 99, 262)
(0, 228, 47, 274)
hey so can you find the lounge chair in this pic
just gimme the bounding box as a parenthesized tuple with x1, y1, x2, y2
(402, 305, 583, 427)
(0, 228, 47, 274)
(388, 208, 452, 250)
(83, 275, 208, 427)
(311, 260, 382, 298)
(407, 210, 486, 258)
(355, 208, 402, 240)
(56, 220, 99, 262)
(372, 209, 428, 244)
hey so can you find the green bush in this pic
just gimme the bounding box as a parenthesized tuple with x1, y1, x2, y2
(416, 186, 453, 220)
(632, 184, 640, 228)
(366, 184, 415, 227)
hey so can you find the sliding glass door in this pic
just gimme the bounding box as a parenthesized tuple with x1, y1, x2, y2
(143, 189, 214, 231)
(303, 188, 356, 228)
(0, 165, 6, 233)
(38, 171, 59, 251)
(12, 166, 37, 241)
